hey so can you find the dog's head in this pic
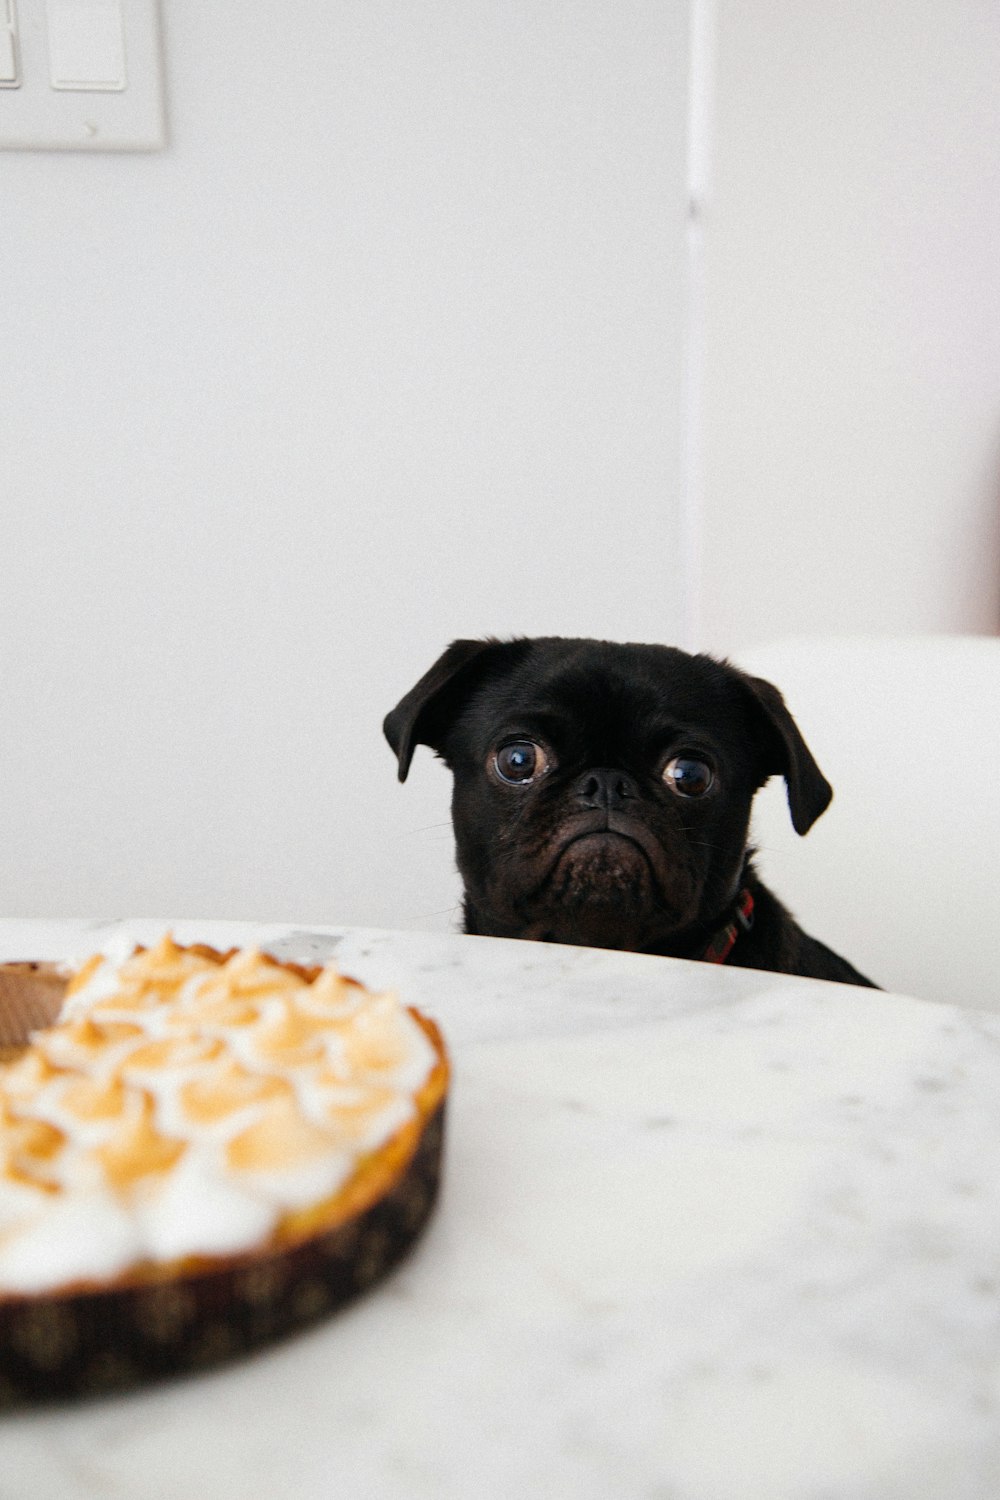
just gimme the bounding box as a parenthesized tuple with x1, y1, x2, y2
(384, 637, 831, 952)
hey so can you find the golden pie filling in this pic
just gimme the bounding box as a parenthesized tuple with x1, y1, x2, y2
(0, 937, 448, 1297)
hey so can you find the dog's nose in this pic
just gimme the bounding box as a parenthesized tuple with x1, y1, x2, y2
(573, 768, 639, 811)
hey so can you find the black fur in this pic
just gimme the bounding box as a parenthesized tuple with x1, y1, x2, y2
(384, 636, 877, 987)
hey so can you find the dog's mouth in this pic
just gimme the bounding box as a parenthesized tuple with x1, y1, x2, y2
(552, 831, 650, 900)
(517, 826, 660, 949)
(507, 808, 704, 951)
(550, 814, 671, 887)
(536, 818, 664, 912)
(556, 827, 648, 864)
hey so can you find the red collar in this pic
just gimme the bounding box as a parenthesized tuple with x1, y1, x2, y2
(698, 888, 755, 965)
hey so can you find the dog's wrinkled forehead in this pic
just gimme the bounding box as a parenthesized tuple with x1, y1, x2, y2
(459, 640, 753, 759)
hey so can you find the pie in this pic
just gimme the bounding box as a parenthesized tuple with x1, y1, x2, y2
(0, 936, 448, 1402)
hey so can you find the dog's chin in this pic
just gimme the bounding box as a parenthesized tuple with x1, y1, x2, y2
(519, 831, 671, 951)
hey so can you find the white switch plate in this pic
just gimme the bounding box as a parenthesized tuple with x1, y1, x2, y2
(0, 0, 20, 85)
(0, 0, 164, 149)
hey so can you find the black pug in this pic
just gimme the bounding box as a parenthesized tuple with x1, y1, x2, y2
(384, 636, 877, 987)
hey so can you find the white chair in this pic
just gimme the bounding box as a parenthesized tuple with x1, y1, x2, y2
(734, 636, 1000, 1012)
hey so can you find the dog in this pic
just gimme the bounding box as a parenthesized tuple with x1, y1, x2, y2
(384, 636, 878, 987)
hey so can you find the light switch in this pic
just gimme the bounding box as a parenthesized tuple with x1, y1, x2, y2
(47, 0, 126, 91)
(0, 0, 19, 87)
(0, 0, 162, 148)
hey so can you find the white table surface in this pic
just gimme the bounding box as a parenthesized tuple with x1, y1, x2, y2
(1, 917, 999, 1500)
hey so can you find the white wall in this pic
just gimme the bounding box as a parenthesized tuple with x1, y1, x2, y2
(2, 1, 998, 928)
(0, 2, 692, 925)
(697, 0, 1000, 654)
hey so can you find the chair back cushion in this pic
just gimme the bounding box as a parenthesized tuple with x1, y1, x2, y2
(736, 637, 1000, 1011)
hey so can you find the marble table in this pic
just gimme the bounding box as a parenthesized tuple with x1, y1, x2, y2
(1, 917, 999, 1499)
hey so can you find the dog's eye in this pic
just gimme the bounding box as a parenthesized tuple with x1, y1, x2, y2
(493, 741, 548, 785)
(662, 756, 714, 798)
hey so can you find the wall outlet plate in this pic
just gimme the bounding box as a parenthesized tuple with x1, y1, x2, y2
(0, 0, 164, 150)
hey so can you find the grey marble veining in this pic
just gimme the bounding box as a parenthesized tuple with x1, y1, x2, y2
(0, 918, 999, 1499)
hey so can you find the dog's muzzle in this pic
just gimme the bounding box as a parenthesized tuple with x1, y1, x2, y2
(551, 769, 675, 896)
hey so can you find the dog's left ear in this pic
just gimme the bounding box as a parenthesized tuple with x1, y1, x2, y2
(384, 637, 523, 782)
(735, 670, 833, 835)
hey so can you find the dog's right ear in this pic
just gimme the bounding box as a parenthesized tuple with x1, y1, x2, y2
(383, 638, 511, 782)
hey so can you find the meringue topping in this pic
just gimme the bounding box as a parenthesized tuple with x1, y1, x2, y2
(0, 936, 440, 1294)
